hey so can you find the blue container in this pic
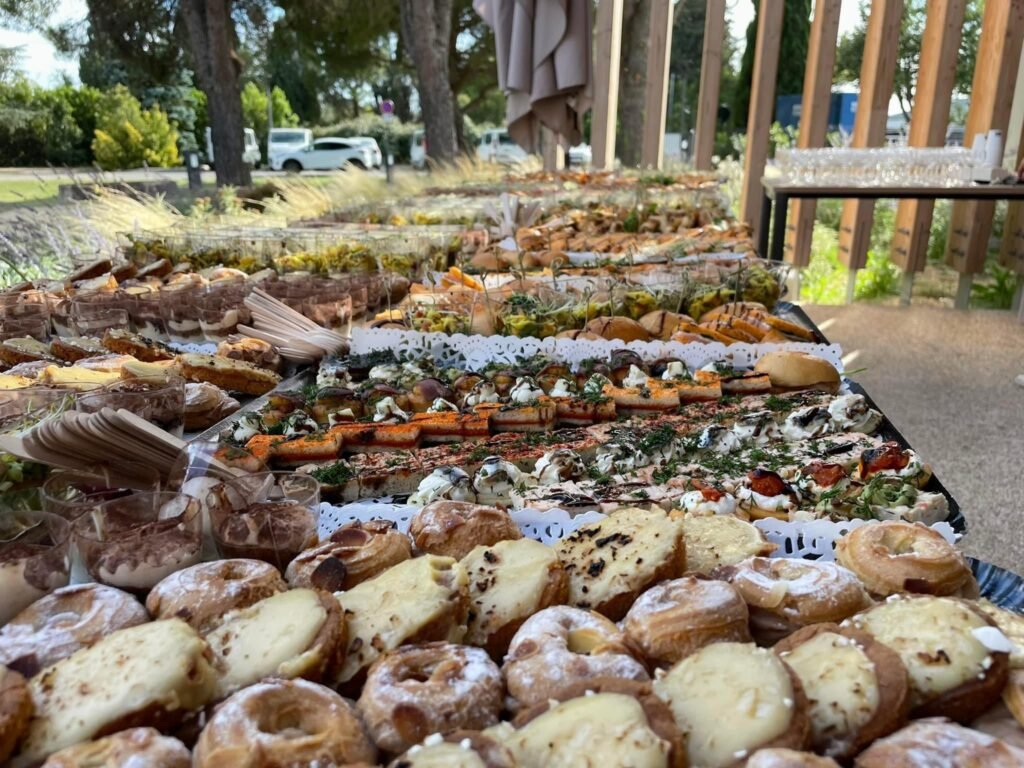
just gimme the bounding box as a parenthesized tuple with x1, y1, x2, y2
(774, 92, 859, 135)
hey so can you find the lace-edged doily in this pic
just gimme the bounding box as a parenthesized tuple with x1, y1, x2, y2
(755, 517, 959, 561)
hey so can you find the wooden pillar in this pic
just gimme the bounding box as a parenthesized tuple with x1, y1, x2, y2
(540, 127, 565, 171)
(640, 0, 675, 169)
(591, 0, 623, 170)
(999, 31, 1024, 274)
(693, 0, 726, 170)
(946, 0, 1024, 279)
(837, 0, 903, 274)
(784, 0, 842, 267)
(739, 0, 785, 238)
(890, 0, 966, 277)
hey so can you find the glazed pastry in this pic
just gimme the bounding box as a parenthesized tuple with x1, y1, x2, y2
(502, 605, 648, 710)
(855, 718, 1024, 767)
(205, 589, 344, 698)
(14, 619, 217, 766)
(410, 501, 522, 561)
(358, 642, 503, 754)
(677, 514, 776, 574)
(286, 520, 412, 592)
(387, 731, 516, 768)
(183, 382, 241, 432)
(40, 727, 190, 768)
(216, 337, 281, 372)
(505, 687, 684, 768)
(622, 577, 751, 667)
(746, 749, 840, 767)
(0, 667, 32, 765)
(334, 555, 469, 689)
(653, 642, 811, 768)
(461, 538, 569, 658)
(193, 679, 377, 768)
(146, 559, 287, 633)
(846, 595, 1010, 722)
(774, 624, 910, 758)
(555, 507, 685, 620)
(835, 521, 976, 598)
(0, 584, 148, 677)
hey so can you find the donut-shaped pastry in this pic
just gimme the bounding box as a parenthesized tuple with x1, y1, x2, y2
(194, 679, 378, 768)
(0, 667, 32, 764)
(677, 514, 776, 574)
(502, 605, 648, 710)
(623, 577, 751, 667)
(410, 501, 522, 561)
(855, 718, 1024, 767)
(40, 727, 190, 768)
(717, 557, 872, 645)
(146, 559, 286, 633)
(286, 520, 412, 592)
(509, 679, 686, 768)
(745, 749, 839, 767)
(653, 642, 811, 768)
(773, 624, 910, 758)
(386, 731, 515, 768)
(845, 595, 1010, 723)
(835, 521, 975, 598)
(0, 584, 148, 677)
(358, 642, 503, 754)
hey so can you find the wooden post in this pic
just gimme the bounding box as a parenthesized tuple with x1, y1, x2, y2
(784, 0, 842, 267)
(540, 127, 565, 171)
(890, 0, 966, 278)
(739, 0, 785, 239)
(945, 0, 1024, 281)
(693, 0, 726, 170)
(591, 0, 623, 170)
(641, 0, 676, 169)
(837, 0, 903, 278)
(999, 39, 1024, 274)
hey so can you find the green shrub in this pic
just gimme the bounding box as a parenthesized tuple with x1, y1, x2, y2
(91, 85, 179, 170)
(241, 82, 299, 152)
(0, 80, 97, 166)
(972, 262, 1020, 309)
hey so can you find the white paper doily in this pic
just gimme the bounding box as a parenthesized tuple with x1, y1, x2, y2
(350, 327, 844, 371)
(755, 518, 959, 561)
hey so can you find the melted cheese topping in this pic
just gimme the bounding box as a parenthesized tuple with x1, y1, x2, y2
(335, 555, 468, 683)
(847, 597, 993, 707)
(504, 693, 670, 768)
(206, 588, 328, 698)
(654, 642, 794, 768)
(462, 538, 561, 648)
(400, 742, 488, 767)
(19, 620, 216, 764)
(783, 632, 879, 751)
(680, 515, 769, 574)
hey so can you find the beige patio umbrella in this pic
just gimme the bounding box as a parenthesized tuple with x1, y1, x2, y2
(475, 0, 592, 151)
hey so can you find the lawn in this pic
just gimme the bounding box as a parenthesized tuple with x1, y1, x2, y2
(0, 179, 62, 205)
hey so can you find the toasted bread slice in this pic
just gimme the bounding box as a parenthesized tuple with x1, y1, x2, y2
(49, 337, 108, 363)
(269, 431, 344, 467)
(178, 353, 281, 396)
(243, 434, 286, 465)
(410, 411, 464, 443)
(488, 398, 557, 433)
(0, 338, 58, 367)
(101, 329, 175, 362)
(605, 382, 680, 417)
(552, 396, 617, 426)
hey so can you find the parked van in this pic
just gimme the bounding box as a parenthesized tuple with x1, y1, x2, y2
(477, 129, 528, 164)
(268, 128, 313, 164)
(205, 127, 261, 167)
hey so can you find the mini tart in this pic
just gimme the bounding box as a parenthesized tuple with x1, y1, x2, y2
(623, 577, 750, 667)
(410, 501, 522, 561)
(205, 588, 345, 699)
(0, 667, 32, 764)
(461, 538, 569, 658)
(773, 623, 910, 759)
(835, 521, 975, 598)
(387, 731, 516, 768)
(717, 557, 872, 645)
(676, 514, 775, 575)
(14, 619, 217, 766)
(504, 689, 683, 768)
(653, 642, 810, 768)
(333, 555, 469, 691)
(855, 718, 1024, 767)
(845, 595, 1010, 723)
(40, 727, 190, 768)
(555, 507, 685, 621)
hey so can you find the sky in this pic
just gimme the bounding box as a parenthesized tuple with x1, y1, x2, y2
(3, 0, 864, 87)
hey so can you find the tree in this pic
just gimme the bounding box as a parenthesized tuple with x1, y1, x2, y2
(180, 0, 251, 186)
(398, 0, 459, 162)
(240, 81, 299, 148)
(731, 0, 811, 130)
(835, 0, 983, 120)
(616, 0, 651, 167)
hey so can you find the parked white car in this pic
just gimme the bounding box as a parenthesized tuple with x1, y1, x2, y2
(411, 129, 427, 169)
(270, 137, 375, 172)
(268, 128, 313, 165)
(477, 129, 528, 164)
(205, 127, 261, 167)
(346, 136, 383, 168)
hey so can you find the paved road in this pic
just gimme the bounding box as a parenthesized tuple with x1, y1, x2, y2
(805, 303, 1024, 571)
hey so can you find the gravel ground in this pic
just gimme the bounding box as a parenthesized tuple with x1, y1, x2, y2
(805, 304, 1024, 572)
